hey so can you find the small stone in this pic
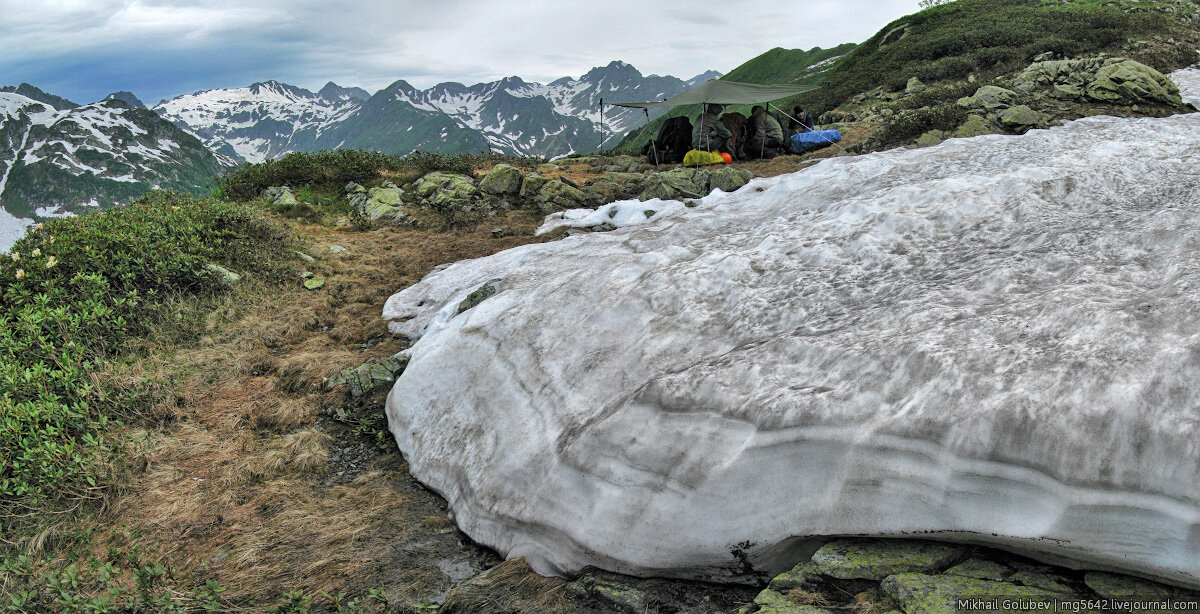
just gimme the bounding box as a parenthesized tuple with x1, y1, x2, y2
(329, 245, 348, 254)
(944, 559, 1011, 582)
(1007, 569, 1074, 593)
(457, 279, 501, 314)
(300, 271, 314, 279)
(204, 263, 239, 288)
(916, 129, 945, 147)
(491, 227, 505, 238)
(1084, 571, 1176, 600)
(303, 277, 325, 290)
(570, 572, 652, 613)
(739, 588, 834, 614)
(345, 182, 366, 194)
(906, 77, 927, 95)
(295, 251, 315, 262)
(766, 562, 823, 593)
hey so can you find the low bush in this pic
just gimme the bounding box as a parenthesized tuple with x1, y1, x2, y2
(875, 104, 968, 146)
(0, 191, 292, 518)
(217, 150, 547, 202)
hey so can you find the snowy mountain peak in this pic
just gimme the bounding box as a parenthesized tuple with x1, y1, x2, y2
(318, 82, 369, 103)
(0, 83, 78, 111)
(581, 61, 644, 85)
(102, 91, 146, 109)
(247, 80, 315, 101)
(686, 70, 723, 86)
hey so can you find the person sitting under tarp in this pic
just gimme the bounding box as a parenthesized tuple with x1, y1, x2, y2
(692, 104, 733, 153)
(746, 106, 785, 159)
(785, 105, 816, 136)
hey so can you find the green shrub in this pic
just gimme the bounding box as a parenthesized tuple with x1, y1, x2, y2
(876, 104, 968, 146)
(216, 150, 547, 202)
(0, 191, 292, 517)
(217, 150, 406, 201)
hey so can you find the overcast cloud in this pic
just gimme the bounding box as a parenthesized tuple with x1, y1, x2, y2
(0, 0, 918, 105)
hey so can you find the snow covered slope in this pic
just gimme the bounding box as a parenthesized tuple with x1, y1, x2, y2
(156, 63, 715, 160)
(0, 91, 226, 251)
(381, 69, 1200, 588)
(154, 81, 363, 163)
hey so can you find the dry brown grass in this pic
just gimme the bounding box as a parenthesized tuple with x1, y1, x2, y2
(786, 587, 832, 607)
(67, 210, 549, 606)
(853, 588, 899, 614)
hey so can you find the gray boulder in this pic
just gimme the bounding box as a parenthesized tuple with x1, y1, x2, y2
(639, 167, 711, 201)
(1011, 56, 1181, 106)
(709, 167, 754, 193)
(998, 105, 1047, 132)
(263, 186, 298, 206)
(479, 164, 524, 196)
(582, 180, 632, 206)
(331, 353, 410, 399)
(536, 180, 587, 213)
(906, 76, 927, 95)
(519, 173, 551, 201)
(953, 114, 1001, 138)
(352, 186, 410, 222)
(916, 130, 946, 147)
(1087, 59, 1182, 106)
(414, 172, 481, 212)
(956, 85, 1017, 110)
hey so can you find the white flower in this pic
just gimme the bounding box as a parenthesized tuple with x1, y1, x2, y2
(15, 269, 25, 279)
(31, 248, 40, 257)
(10, 253, 18, 263)
(45, 256, 58, 269)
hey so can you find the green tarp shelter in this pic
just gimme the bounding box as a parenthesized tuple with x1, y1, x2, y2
(603, 79, 822, 162)
(611, 79, 818, 109)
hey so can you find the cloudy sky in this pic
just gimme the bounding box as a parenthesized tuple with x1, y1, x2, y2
(1, 0, 918, 106)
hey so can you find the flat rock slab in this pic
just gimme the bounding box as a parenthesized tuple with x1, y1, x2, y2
(810, 539, 965, 581)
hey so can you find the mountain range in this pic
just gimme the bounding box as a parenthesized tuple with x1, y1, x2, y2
(0, 61, 726, 247)
(152, 62, 719, 164)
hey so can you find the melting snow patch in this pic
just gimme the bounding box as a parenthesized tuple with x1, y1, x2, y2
(537, 198, 687, 235)
(0, 208, 33, 253)
(35, 205, 77, 218)
(379, 68, 1200, 589)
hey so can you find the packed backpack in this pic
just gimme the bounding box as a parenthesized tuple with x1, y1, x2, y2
(642, 116, 694, 165)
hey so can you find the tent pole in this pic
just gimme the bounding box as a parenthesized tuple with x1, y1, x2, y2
(645, 108, 659, 169)
(599, 98, 605, 153)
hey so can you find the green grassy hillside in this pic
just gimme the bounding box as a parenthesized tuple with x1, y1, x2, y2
(721, 43, 858, 85)
(785, 0, 1198, 116)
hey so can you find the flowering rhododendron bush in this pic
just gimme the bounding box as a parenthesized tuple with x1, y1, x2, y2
(0, 191, 291, 513)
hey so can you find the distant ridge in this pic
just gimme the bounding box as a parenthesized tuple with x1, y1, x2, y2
(153, 61, 721, 162)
